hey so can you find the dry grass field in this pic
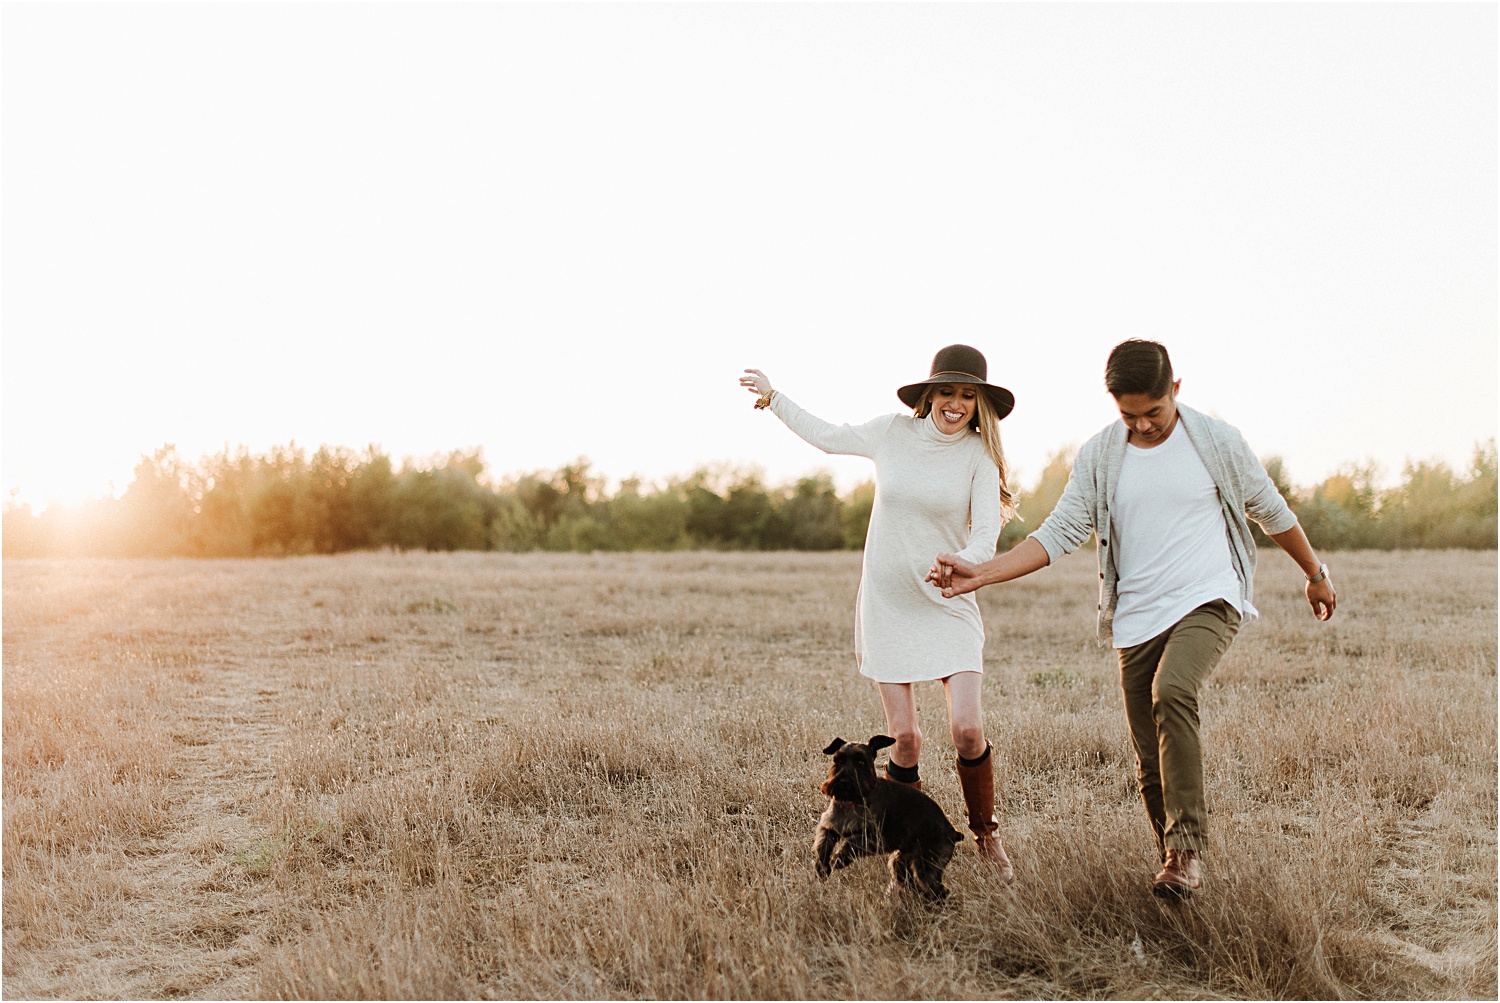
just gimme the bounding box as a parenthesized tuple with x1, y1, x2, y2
(2, 549, 1495, 1000)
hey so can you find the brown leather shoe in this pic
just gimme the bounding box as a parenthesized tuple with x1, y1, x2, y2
(1152, 849, 1202, 900)
(955, 746, 1015, 884)
(974, 832, 1014, 879)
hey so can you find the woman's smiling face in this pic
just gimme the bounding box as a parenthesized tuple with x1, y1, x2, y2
(928, 383, 977, 434)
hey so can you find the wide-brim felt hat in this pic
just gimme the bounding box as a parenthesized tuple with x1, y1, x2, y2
(897, 344, 1015, 421)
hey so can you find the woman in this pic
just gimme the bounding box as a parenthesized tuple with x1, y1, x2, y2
(740, 344, 1019, 881)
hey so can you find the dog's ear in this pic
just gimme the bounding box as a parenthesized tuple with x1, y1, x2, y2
(868, 735, 896, 752)
(823, 738, 847, 755)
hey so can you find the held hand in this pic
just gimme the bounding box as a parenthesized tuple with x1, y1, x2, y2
(926, 552, 983, 598)
(740, 369, 773, 397)
(1307, 577, 1337, 621)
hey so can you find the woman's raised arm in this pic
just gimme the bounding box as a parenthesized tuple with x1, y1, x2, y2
(741, 368, 888, 459)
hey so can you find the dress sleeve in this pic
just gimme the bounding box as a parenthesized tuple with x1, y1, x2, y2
(768, 393, 889, 459)
(954, 457, 1002, 564)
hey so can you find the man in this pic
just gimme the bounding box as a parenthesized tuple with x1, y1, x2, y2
(928, 339, 1336, 899)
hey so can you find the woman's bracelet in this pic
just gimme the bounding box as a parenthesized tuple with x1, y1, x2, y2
(754, 389, 777, 410)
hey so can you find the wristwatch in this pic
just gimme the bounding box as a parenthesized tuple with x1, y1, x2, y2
(1306, 563, 1329, 585)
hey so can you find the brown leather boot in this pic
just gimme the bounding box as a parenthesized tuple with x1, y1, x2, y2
(1152, 849, 1203, 900)
(885, 760, 921, 791)
(955, 746, 1014, 884)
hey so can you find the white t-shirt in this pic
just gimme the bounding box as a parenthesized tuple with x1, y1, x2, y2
(1109, 421, 1248, 648)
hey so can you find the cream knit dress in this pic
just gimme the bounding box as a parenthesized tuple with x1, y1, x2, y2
(769, 393, 1002, 683)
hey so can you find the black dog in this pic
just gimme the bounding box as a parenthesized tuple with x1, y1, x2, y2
(814, 735, 964, 900)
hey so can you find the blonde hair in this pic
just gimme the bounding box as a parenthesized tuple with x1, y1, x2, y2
(916, 386, 1018, 523)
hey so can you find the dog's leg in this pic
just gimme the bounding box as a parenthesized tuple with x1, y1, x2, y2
(893, 844, 952, 903)
(830, 837, 862, 870)
(888, 850, 915, 897)
(814, 825, 838, 878)
(911, 851, 951, 902)
(928, 840, 957, 900)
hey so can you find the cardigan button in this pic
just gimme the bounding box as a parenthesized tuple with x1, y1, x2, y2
(1100, 539, 1108, 547)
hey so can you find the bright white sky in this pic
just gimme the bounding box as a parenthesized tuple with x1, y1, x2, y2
(3, 2, 1495, 508)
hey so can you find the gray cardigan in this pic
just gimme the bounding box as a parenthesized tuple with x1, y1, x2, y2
(1029, 403, 1299, 646)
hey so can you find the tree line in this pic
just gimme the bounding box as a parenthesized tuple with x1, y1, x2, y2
(2, 439, 1494, 558)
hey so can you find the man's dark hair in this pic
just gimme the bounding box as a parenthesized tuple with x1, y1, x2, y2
(1105, 339, 1174, 398)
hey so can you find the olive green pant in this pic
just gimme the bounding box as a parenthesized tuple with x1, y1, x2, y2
(1117, 600, 1241, 857)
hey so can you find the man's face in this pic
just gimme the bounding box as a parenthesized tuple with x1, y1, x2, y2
(1114, 379, 1181, 446)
